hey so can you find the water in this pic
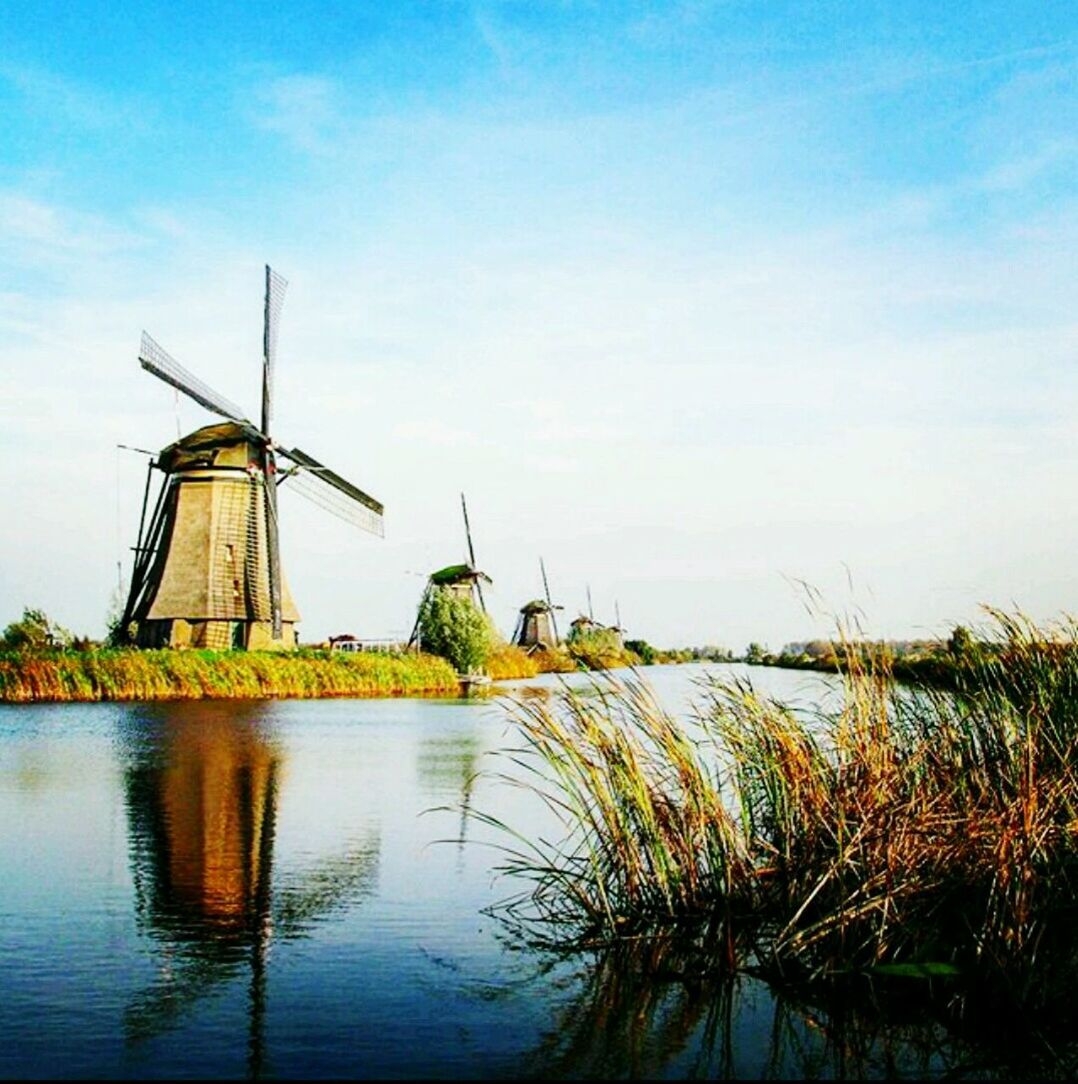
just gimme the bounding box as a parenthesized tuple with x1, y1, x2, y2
(0, 665, 1010, 1078)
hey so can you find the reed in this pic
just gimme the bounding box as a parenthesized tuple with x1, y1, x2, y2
(0, 648, 460, 703)
(484, 644, 540, 681)
(484, 611, 1078, 1006)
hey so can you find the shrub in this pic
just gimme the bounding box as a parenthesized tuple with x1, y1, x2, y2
(1, 608, 73, 651)
(416, 587, 493, 674)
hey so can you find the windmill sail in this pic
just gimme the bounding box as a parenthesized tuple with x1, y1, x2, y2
(460, 492, 485, 612)
(261, 266, 288, 637)
(261, 266, 287, 436)
(540, 556, 560, 643)
(279, 447, 384, 536)
(139, 332, 249, 424)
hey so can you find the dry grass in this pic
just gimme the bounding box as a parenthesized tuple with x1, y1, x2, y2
(482, 611, 1078, 1004)
(485, 644, 540, 681)
(0, 648, 460, 703)
(534, 646, 577, 674)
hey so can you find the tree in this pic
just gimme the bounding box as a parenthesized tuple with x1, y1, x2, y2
(416, 587, 493, 674)
(745, 642, 766, 664)
(948, 625, 973, 660)
(624, 638, 656, 665)
(1, 607, 73, 651)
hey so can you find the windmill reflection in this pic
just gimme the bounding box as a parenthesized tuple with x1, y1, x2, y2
(415, 727, 482, 857)
(122, 703, 379, 1077)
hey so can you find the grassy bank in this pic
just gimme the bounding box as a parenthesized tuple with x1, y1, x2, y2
(0, 647, 460, 703)
(485, 611, 1078, 1015)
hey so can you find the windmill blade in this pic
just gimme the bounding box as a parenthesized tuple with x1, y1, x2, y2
(139, 332, 250, 425)
(540, 556, 559, 643)
(460, 493, 485, 612)
(261, 266, 288, 436)
(461, 492, 477, 569)
(279, 447, 384, 536)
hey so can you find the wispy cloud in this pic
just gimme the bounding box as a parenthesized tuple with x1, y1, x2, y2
(0, 62, 146, 131)
(250, 74, 340, 153)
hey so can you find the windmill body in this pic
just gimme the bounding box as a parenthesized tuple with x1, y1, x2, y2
(513, 559, 563, 652)
(121, 267, 384, 651)
(128, 423, 301, 649)
(512, 600, 559, 651)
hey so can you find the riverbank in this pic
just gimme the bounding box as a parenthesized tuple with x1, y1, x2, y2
(0, 648, 461, 703)
(748, 646, 962, 686)
(490, 612, 1078, 1025)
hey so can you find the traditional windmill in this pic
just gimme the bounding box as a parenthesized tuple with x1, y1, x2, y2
(408, 493, 491, 647)
(120, 266, 384, 651)
(513, 557, 563, 652)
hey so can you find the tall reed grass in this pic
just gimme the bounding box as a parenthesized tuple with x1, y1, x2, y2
(483, 611, 1078, 1008)
(484, 644, 540, 681)
(0, 648, 459, 703)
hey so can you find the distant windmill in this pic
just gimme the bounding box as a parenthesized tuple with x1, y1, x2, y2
(513, 557, 563, 652)
(120, 265, 384, 650)
(408, 492, 491, 647)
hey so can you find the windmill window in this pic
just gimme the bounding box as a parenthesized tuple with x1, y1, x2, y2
(232, 579, 242, 601)
(225, 544, 235, 564)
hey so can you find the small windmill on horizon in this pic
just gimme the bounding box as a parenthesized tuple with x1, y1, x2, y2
(119, 265, 385, 650)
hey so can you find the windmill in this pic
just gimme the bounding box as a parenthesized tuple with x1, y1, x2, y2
(408, 493, 491, 648)
(120, 265, 384, 651)
(513, 557, 563, 652)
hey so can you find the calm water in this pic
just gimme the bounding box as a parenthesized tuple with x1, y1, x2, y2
(0, 665, 1008, 1078)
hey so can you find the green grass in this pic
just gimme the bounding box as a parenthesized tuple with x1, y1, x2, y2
(0, 647, 460, 703)
(481, 610, 1078, 1013)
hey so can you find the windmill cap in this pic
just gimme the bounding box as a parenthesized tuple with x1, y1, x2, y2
(157, 421, 265, 471)
(430, 563, 493, 586)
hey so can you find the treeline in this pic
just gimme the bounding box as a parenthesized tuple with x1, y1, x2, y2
(742, 626, 985, 687)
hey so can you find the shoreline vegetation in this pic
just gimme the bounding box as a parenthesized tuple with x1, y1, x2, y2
(0, 647, 462, 704)
(0, 600, 981, 703)
(481, 610, 1078, 1057)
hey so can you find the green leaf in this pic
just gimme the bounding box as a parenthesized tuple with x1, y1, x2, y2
(869, 961, 961, 979)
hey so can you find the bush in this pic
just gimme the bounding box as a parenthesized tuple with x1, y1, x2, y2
(416, 587, 494, 674)
(1, 608, 73, 651)
(566, 627, 637, 670)
(624, 639, 656, 665)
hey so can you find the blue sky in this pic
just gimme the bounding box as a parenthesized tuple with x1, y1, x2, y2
(0, 2, 1075, 647)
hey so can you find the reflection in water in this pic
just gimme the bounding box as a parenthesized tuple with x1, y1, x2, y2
(121, 703, 380, 1077)
(523, 933, 1070, 1080)
(415, 730, 482, 855)
(526, 937, 738, 1079)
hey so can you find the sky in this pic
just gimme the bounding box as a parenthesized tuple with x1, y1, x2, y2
(0, 1, 1074, 650)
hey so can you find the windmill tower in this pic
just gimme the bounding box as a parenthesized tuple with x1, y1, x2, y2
(409, 493, 491, 647)
(513, 557, 563, 652)
(120, 266, 384, 651)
